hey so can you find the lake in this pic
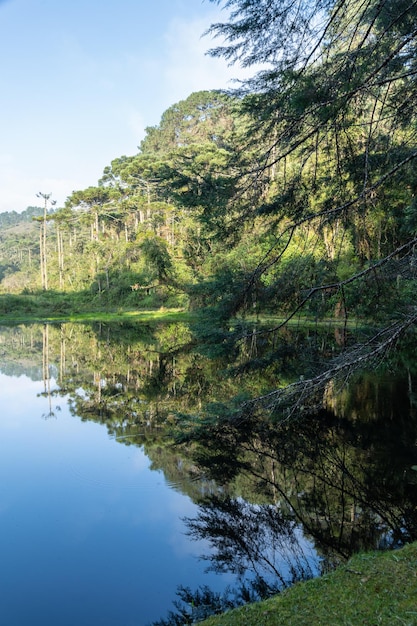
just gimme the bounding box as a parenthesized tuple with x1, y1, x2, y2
(0, 323, 240, 626)
(1, 321, 417, 625)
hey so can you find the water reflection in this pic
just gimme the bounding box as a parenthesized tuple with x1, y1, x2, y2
(0, 323, 235, 626)
(1, 322, 417, 624)
(181, 376, 417, 577)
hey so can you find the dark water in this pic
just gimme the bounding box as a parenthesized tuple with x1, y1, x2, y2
(1, 322, 417, 625)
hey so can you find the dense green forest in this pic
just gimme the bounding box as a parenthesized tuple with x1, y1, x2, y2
(1, 0, 417, 416)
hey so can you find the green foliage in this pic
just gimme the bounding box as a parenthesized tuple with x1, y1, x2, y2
(139, 90, 238, 155)
(140, 236, 174, 282)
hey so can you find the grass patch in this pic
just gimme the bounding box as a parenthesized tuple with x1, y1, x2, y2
(0, 292, 193, 324)
(199, 543, 417, 626)
(0, 307, 192, 325)
(61, 308, 193, 324)
(0, 292, 371, 329)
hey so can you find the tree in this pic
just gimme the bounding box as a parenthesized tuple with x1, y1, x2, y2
(139, 90, 238, 155)
(196, 0, 417, 411)
(66, 187, 112, 241)
(35, 192, 56, 290)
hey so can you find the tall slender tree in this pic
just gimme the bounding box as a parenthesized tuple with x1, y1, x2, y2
(36, 192, 56, 290)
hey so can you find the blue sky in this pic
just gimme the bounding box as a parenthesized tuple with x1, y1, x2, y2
(0, 0, 247, 213)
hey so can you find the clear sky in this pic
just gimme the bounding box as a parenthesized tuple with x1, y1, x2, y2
(0, 0, 245, 213)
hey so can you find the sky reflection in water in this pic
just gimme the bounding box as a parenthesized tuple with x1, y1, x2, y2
(0, 372, 230, 626)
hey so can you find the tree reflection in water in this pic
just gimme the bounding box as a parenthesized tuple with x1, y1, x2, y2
(186, 495, 318, 589)
(179, 385, 417, 587)
(2, 323, 417, 621)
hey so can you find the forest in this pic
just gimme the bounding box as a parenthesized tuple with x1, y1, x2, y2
(1, 0, 417, 417)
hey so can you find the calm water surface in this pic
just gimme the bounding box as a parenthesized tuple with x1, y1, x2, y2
(2, 321, 416, 625)
(0, 371, 232, 626)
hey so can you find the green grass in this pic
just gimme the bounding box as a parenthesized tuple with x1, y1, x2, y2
(0, 292, 195, 324)
(0, 291, 371, 328)
(200, 542, 417, 626)
(57, 308, 192, 324)
(0, 306, 192, 325)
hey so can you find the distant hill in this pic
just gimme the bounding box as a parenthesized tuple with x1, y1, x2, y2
(0, 206, 45, 288)
(0, 206, 43, 231)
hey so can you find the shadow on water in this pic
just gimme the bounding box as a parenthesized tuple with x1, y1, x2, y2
(1, 321, 417, 624)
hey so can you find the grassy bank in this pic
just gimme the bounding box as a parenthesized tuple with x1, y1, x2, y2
(0, 292, 192, 324)
(0, 307, 190, 325)
(199, 543, 417, 626)
(0, 292, 365, 328)
(0, 309, 189, 326)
